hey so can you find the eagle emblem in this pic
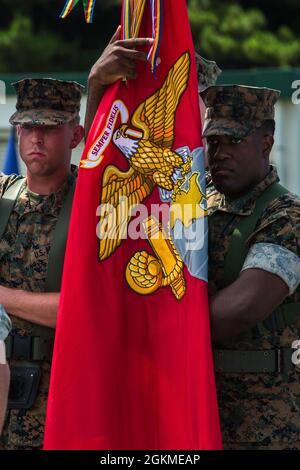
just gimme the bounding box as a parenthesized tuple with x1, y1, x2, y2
(99, 52, 191, 262)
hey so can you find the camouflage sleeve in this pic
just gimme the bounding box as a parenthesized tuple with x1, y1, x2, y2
(241, 242, 300, 294)
(0, 173, 20, 199)
(246, 193, 300, 257)
(242, 193, 300, 293)
(0, 306, 11, 342)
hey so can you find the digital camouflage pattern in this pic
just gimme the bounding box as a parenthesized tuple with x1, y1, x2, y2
(0, 306, 12, 342)
(9, 78, 84, 126)
(200, 85, 280, 139)
(207, 165, 300, 449)
(0, 166, 77, 449)
(195, 54, 222, 93)
(1, 360, 51, 450)
(242, 242, 300, 295)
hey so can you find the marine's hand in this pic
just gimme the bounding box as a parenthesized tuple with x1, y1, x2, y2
(0, 285, 59, 329)
(88, 26, 154, 86)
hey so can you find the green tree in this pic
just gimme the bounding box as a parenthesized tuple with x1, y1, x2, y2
(189, 0, 300, 67)
(0, 0, 121, 72)
(0, 0, 300, 71)
(0, 15, 77, 72)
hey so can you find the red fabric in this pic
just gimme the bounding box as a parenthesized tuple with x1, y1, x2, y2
(44, 0, 222, 450)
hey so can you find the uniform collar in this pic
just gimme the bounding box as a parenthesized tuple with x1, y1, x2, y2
(207, 165, 280, 216)
(22, 164, 77, 214)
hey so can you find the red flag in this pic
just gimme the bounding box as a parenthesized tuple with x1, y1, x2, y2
(44, 0, 222, 450)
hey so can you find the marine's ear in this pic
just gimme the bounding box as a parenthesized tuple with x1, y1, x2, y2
(262, 134, 274, 159)
(70, 124, 84, 149)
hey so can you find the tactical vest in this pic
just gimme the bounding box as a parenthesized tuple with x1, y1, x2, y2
(0, 176, 76, 365)
(214, 182, 300, 374)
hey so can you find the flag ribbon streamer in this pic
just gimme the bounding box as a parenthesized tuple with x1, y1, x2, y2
(60, 0, 97, 23)
(123, 0, 162, 74)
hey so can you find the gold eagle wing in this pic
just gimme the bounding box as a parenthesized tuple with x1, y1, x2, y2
(131, 51, 190, 148)
(99, 166, 154, 261)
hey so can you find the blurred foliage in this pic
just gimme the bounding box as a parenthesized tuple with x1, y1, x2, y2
(0, 0, 121, 72)
(189, 0, 300, 67)
(0, 15, 77, 72)
(0, 0, 299, 72)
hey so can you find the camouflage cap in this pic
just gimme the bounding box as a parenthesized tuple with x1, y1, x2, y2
(9, 78, 84, 126)
(200, 85, 281, 139)
(196, 54, 222, 93)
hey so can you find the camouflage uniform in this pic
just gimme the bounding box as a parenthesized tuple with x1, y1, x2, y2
(0, 306, 11, 343)
(201, 84, 280, 139)
(0, 167, 77, 449)
(10, 78, 83, 126)
(202, 85, 300, 449)
(0, 306, 11, 436)
(196, 54, 222, 94)
(0, 78, 83, 449)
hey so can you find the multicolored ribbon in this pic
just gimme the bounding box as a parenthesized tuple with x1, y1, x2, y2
(84, 0, 96, 23)
(123, 0, 146, 39)
(60, 0, 96, 23)
(123, 0, 163, 74)
(60, 0, 79, 19)
(147, 0, 163, 75)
